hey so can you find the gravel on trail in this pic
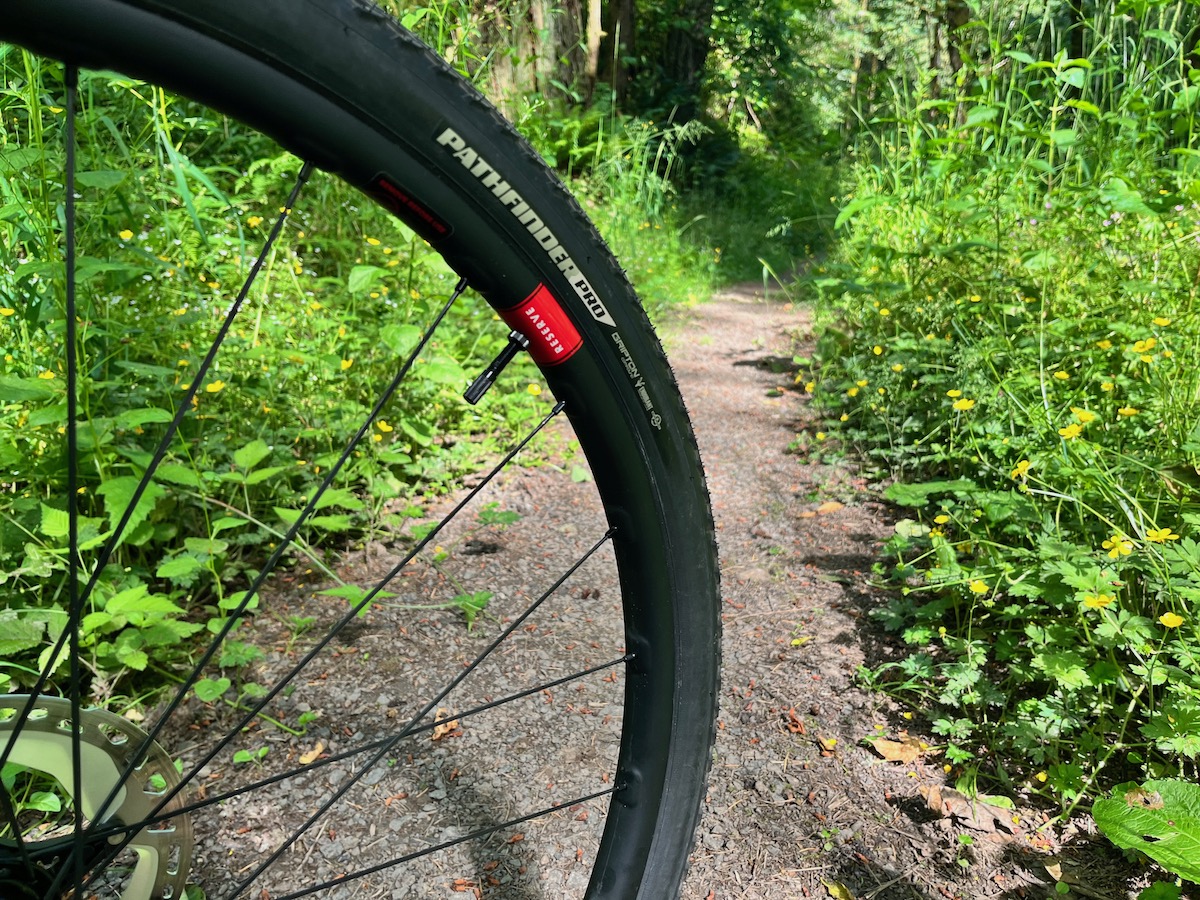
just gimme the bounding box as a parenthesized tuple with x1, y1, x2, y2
(170, 288, 1146, 900)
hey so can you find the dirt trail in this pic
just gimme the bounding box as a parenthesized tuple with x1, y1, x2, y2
(666, 288, 1121, 900)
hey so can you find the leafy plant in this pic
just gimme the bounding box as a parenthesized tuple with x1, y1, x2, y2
(1094, 779, 1200, 883)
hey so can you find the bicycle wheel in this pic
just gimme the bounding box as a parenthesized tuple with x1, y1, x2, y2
(0, 2, 719, 899)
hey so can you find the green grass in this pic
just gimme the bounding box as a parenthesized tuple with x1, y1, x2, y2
(806, 1, 1200, 809)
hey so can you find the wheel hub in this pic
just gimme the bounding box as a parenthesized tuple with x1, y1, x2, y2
(0, 695, 193, 900)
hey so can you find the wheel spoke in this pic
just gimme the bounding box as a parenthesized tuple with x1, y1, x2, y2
(269, 786, 617, 900)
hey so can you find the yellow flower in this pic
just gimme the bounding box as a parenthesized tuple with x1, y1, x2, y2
(1159, 612, 1184, 628)
(1011, 459, 1031, 479)
(376, 420, 394, 433)
(804, 381, 816, 393)
(1035, 771, 1048, 783)
(340, 359, 353, 371)
(1103, 534, 1133, 558)
(934, 514, 950, 524)
(968, 580, 989, 595)
(1153, 317, 1171, 327)
(172, 306, 188, 316)
(847, 387, 859, 397)
(1132, 338, 1157, 354)
(891, 364, 904, 372)
(879, 308, 891, 316)
(1101, 381, 1114, 392)
(952, 398, 975, 411)
(37, 370, 56, 380)
(372, 433, 383, 443)
(1145, 527, 1180, 543)
(1096, 340, 1113, 350)
(839, 413, 849, 422)
(178, 359, 189, 367)
(247, 216, 264, 228)
(1058, 423, 1082, 439)
(872, 345, 883, 356)
(1117, 406, 1139, 417)
(366, 237, 381, 246)
(527, 384, 542, 396)
(1071, 407, 1096, 424)
(118, 229, 133, 241)
(946, 389, 962, 398)
(308, 301, 323, 313)
(1053, 371, 1069, 381)
(877, 387, 886, 395)
(929, 527, 945, 538)
(0, 308, 14, 316)
(338, 326, 348, 338)
(969, 294, 981, 303)
(856, 379, 869, 387)
(1082, 593, 1115, 609)
(410, 289, 421, 300)
(815, 432, 827, 441)
(205, 380, 225, 393)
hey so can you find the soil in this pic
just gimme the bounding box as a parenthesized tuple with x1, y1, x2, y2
(169, 289, 1166, 900)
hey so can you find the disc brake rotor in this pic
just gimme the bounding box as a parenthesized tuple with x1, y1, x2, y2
(0, 694, 193, 900)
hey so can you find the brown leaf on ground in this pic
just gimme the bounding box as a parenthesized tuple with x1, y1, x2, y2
(867, 733, 923, 764)
(816, 501, 844, 514)
(298, 740, 325, 765)
(822, 879, 856, 899)
(431, 708, 462, 741)
(920, 785, 1019, 836)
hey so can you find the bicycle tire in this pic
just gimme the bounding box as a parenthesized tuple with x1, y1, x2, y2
(0, 2, 720, 898)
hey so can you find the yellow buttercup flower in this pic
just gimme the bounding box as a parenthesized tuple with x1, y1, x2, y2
(1117, 407, 1139, 417)
(952, 398, 975, 411)
(847, 387, 859, 397)
(968, 580, 989, 595)
(205, 380, 225, 393)
(1071, 407, 1096, 424)
(934, 514, 950, 524)
(1058, 423, 1082, 439)
(1082, 593, 1115, 609)
(1011, 459, 1031, 479)
(1159, 612, 1184, 628)
(527, 384, 542, 396)
(376, 420, 394, 433)
(856, 379, 869, 387)
(872, 345, 883, 356)
(1053, 371, 1069, 381)
(1101, 382, 1114, 392)
(891, 364, 904, 372)
(340, 359, 353, 371)
(1096, 340, 1113, 350)
(1102, 534, 1133, 558)
(1132, 338, 1157, 354)
(119, 229, 133, 241)
(365, 237, 381, 246)
(0, 308, 14, 317)
(879, 308, 891, 316)
(1145, 527, 1180, 543)
(946, 389, 962, 398)
(1153, 317, 1171, 327)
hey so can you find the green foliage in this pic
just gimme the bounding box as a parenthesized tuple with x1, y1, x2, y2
(808, 1, 1200, 801)
(0, 55, 548, 706)
(1094, 779, 1200, 883)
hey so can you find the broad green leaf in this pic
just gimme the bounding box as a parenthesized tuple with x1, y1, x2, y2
(26, 791, 62, 813)
(380, 324, 423, 355)
(233, 439, 272, 470)
(184, 537, 228, 556)
(244, 465, 290, 485)
(0, 375, 56, 403)
(39, 504, 70, 539)
(116, 407, 175, 429)
(1094, 780, 1200, 881)
(1049, 128, 1077, 147)
(105, 585, 184, 618)
(76, 170, 126, 189)
(153, 463, 202, 487)
(313, 488, 364, 511)
(156, 555, 203, 580)
(348, 264, 388, 294)
(0, 611, 44, 655)
(1100, 177, 1154, 216)
(310, 514, 353, 532)
(884, 480, 977, 507)
(194, 677, 231, 703)
(834, 196, 883, 230)
(96, 476, 166, 538)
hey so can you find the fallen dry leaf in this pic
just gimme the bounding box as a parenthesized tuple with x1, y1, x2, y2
(817, 734, 838, 753)
(816, 501, 844, 514)
(867, 733, 923, 764)
(432, 708, 462, 741)
(298, 740, 325, 765)
(919, 785, 1018, 836)
(822, 878, 856, 899)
